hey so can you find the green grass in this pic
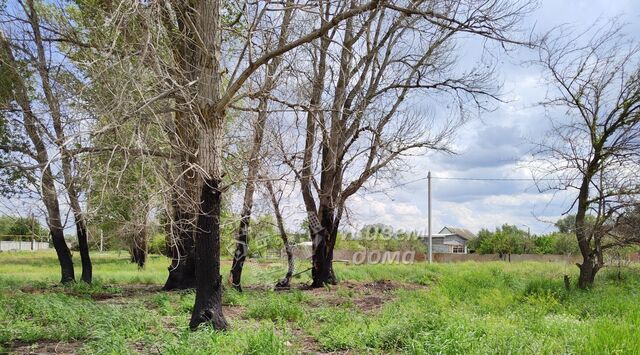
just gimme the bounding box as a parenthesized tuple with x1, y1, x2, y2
(0, 251, 639, 353)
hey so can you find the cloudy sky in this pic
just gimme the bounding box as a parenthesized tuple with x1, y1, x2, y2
(343, 0, 640, 236)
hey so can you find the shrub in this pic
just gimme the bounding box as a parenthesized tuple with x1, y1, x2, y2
(148, 233, 168, 256)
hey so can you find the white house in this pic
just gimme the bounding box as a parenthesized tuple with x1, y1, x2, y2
(422, 227, 476, 254)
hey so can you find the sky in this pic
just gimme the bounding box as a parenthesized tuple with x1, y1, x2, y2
(338, 0, 640, 236)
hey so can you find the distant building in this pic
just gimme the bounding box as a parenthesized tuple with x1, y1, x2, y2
(421, 227, 476, 254)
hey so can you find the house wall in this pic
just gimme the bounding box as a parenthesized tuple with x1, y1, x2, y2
(420, 237, 449, 253)
(444, 235, 467, 246)
(420, 236, 467, 253)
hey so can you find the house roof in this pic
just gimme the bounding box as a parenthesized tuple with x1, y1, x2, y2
(439, 227, 477, 240)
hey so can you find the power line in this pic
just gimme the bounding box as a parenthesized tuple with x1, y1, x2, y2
(391, 175, 557, 186)
(431, 176, 557, 181)
(365, 174, 560, 195)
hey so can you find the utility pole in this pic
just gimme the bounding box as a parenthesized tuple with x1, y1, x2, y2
(428, 171, 432, 264)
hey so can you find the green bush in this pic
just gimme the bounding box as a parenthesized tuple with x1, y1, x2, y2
(148, 233, 168, 256)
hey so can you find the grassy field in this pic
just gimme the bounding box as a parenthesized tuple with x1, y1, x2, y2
(0, 251, 639, 354)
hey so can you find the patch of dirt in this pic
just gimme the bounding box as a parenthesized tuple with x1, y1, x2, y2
(223, 305, 246, 319)
(6, 340, 83, 354)
(300, 280, 424, 313)
(289, 328, 323, 354)
(18, 284, 164, 304)
(236, 284, 276, 292)
(18, 284, 58, 294)
(129, 341, 162, 354)
(92, 285, 163, 303)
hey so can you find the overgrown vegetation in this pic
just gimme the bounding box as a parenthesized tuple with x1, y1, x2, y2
(0, 216, 47, 241)
(1, 251, 638, 353)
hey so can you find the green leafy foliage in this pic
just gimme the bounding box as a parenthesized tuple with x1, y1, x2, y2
(469, 220, 580, 255)
(0, 215, 47, 241)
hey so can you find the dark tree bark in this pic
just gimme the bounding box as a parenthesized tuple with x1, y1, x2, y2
(311, 203, 343, 287)
(575, 164, 602, 289)
(311, 206, 335, 287)
(75, 219, 92, 282)
(130, 226, 148, 269)
(48, 210, 75, 284)
(577, 258, 598, 289)
(49, 222, 75, 284)
(229, 214, 249, 291)
(189, 177, 228, 330)
(163, 208, 196, 290)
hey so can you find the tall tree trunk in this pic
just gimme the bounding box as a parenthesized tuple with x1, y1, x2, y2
(44, 172, 76, 284)
(577, 255, 599, 289)
(228, 0, 293, 288)
(229, 97, 268, 291)
(163, 113, 198, 289)
(190, 176, 226, 330)
(0, 33, 75, 284)
(311, 15, 354, 287)
(229, 214, 249, 291)
(265, 178, 295, 289)
(75, 218, 92, 282)
(25, 0, 92, 282)
(163, 156, 199, 290)
(188, 0, 227, 330)
(312, 204, 337, 287)
(575, 160, 601, 289)
(301, 34, 331, 288)
(161, 1, 199, 290)
(130, 225, 148, 268)
(163, 207, 196, 290)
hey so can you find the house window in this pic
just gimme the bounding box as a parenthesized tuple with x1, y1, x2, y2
(452, 245, 465, 253)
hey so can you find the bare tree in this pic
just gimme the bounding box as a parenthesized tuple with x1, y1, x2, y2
(228, 0, 295, 292)
(0, 1, 98, 283)
(0, 31, 75, 283)
(536, 22, 640, 288)
(273, 0, 533, 286)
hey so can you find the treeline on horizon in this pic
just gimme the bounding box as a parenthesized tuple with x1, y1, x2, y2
(6, 213, 638, 260)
